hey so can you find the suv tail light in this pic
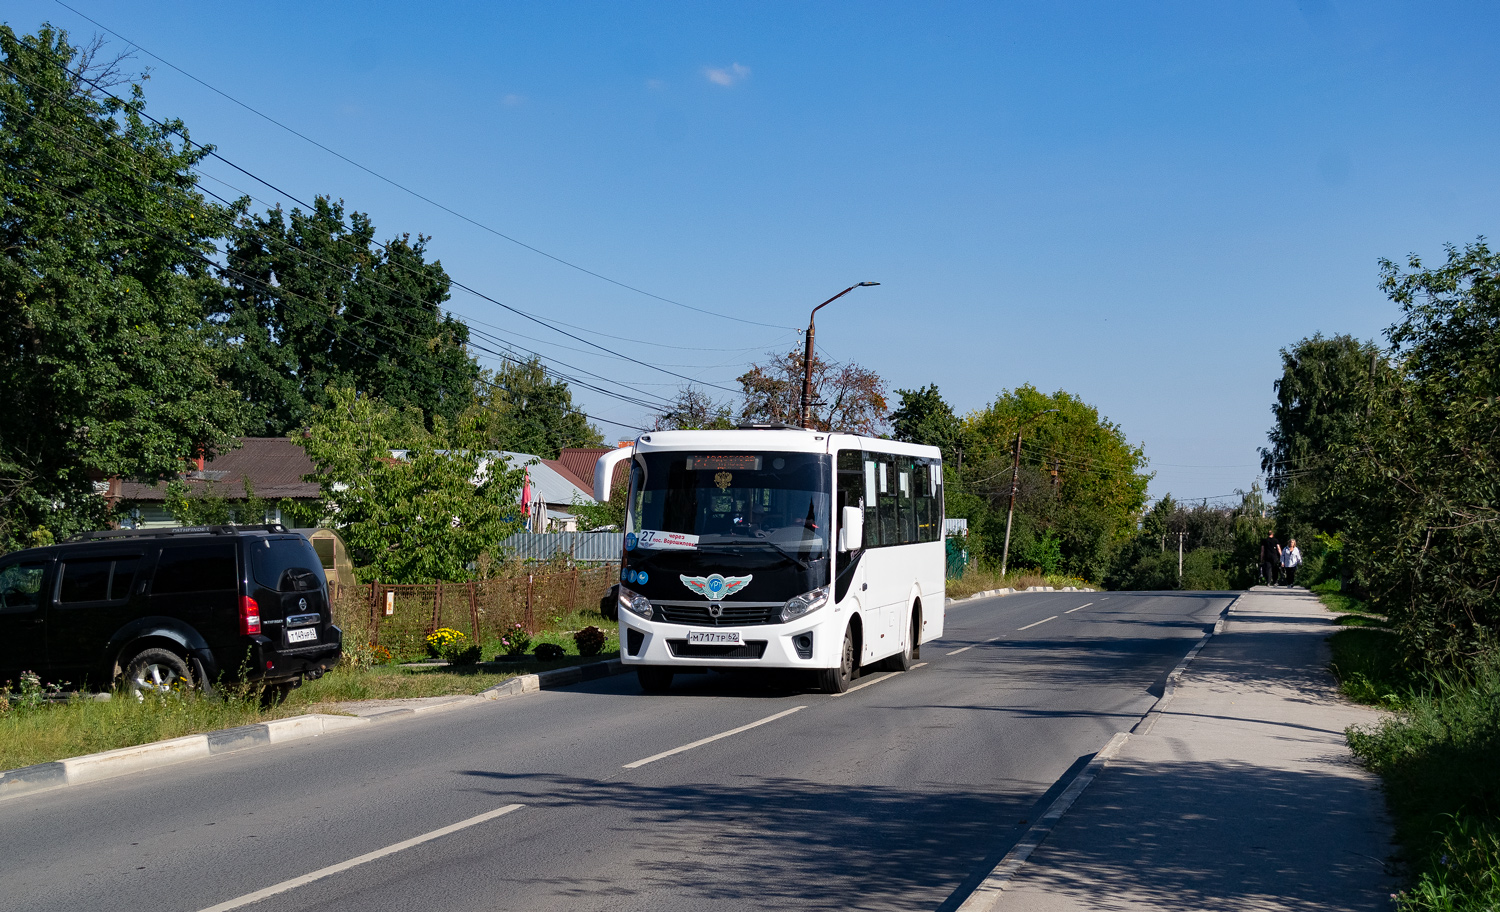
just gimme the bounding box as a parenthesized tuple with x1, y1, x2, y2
(239, 595, 262, 635)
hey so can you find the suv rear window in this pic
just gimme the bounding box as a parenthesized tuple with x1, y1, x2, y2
(251, 537, 323, 592)
(153, 543, 237, 594)
(0, 562, 47, 613)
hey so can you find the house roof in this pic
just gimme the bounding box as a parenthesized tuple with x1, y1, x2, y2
(492, 452, 594, 507)
(556, 447, 628, 496)
(117, 437, 320, 503)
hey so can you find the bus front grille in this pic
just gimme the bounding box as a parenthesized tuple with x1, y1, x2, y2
(658, 603, 782, 626)
(666, 639, 768, 659)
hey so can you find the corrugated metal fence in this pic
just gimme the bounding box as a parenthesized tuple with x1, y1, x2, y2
(496, 532, 624, 563)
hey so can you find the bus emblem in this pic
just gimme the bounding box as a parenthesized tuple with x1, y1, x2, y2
(680, 573, 752, 601)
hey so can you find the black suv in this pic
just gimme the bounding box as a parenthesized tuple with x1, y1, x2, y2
(0, 525, 342, 696)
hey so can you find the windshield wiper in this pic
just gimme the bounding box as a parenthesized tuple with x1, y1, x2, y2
(705, 538, 812, 571)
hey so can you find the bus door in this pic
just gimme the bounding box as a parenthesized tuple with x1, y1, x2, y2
(858, 448, 905, 662)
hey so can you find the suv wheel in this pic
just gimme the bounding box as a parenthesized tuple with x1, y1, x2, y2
(122, 648, 193, 698)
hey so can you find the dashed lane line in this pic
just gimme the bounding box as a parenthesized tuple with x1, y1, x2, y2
(946, 636, 1002, 656)
(1064, 602, 1094, 614)
(832, 662, 929, 697)
(195, 804, 525, 912)
(1018, 615, 1058, 631)
(623, 706, 806, 769)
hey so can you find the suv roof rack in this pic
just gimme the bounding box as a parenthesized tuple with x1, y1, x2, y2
(66, 523, 289, 543)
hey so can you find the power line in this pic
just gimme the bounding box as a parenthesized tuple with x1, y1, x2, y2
(49, 0, 799, 332)
(2, 59, 744, 402)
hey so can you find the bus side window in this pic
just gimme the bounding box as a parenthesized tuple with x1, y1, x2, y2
(862, 455, 881, 547)
(878, 455, 899, 546)
(897, 460, 917, 544)
(912, 461, 932, 542)
(836, 451, 864, 545)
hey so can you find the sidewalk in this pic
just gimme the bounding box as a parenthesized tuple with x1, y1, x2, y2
(992, 586, 1397, 912)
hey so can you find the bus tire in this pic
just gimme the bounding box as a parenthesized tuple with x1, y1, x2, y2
(637, 667, 674, 693)
(819, 625, 857, 694)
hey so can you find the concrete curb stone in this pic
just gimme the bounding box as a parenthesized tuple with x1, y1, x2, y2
(0, 658, 627, 802)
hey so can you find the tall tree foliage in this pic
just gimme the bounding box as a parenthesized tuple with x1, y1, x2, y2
(652, 386, 735, 431)
(958, 385, 1150, 581)
(737, 349, 888, 434)
(890, 384, 963, 460)
(1260, 333, 1387, 540)
(1328, 242, 1500, 664)
(468, 358, 603, 459)
(0, 26, 247, 548)
(296, 388, 525, 583)
(217, 197, 477, 435)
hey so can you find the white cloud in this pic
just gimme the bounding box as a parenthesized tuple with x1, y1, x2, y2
(704, 63, 750, 87)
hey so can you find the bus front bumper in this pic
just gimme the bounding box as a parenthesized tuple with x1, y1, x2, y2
(618, 613, 837, 670)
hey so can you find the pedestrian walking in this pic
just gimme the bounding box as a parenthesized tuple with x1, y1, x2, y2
(1281, 538, 1303, 587)
(1260, 531, 1282, 586)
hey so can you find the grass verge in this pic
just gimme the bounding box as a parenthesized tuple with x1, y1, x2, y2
(1317, 585, 1500, 910)
(0, 652, 620, 771)
(945, 568, 1095, 600)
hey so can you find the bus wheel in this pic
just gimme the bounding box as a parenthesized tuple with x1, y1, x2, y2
(818, 625, 856, 694)
(637, 667, 674, 693)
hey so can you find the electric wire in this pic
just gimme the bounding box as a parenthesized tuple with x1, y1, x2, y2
(49, 0, 800, 332)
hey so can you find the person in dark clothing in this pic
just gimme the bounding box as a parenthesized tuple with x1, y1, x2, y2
(1260, 532, 1282, 586)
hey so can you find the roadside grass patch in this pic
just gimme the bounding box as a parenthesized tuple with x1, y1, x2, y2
(945, 568, 1094, 600)
(1346, 652, 1500, 911)
(0, 686, 290, 771)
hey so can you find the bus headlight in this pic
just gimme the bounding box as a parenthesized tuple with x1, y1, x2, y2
(618, 585, 653, 620)
(781, 586, 829, 623)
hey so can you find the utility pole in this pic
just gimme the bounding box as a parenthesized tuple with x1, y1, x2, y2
(800, 282, 879, 428)
(999, 432, 1023, 577)
(1178, 532, 1185, 580)
(999, 409, 1059, 578)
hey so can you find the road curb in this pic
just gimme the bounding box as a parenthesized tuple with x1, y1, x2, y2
(954, 592, 1241, 911)
(0, 658, 628, 803)
(945, 586, 1099, 605)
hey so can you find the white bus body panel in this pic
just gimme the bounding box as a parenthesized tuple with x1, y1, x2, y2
(612, 429, 944, 672)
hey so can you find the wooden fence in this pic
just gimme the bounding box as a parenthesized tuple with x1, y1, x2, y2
(330, 567, 617, 658)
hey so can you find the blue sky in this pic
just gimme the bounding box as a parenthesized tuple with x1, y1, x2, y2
(8, 1, 1498, 501)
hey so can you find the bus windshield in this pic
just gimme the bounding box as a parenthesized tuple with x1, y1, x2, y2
(628, 452, 831, 556)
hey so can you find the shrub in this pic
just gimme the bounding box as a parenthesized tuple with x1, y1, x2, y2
(424, 628, 473, 663)
(574, 625, 607, 656)
(533, 643, 565, 661)
(499, 624, 533, 657)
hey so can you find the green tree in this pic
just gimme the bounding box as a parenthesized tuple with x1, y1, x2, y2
(0, 26, 247, 549)
(959, 385, 1150, 580)
(1329, 241, 1500, 664)
(468, 358, 603, 458)
(1260, 333, 1386, 541)
(217, 197, 478, 435)
(297, 388, 526, 582)
(652, 386, 735, 431)
(890, 384, 962, 460)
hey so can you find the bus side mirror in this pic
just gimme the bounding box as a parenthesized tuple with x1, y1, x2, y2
(839, 507, 863, 552)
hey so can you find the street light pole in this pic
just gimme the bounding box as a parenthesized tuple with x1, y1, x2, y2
(999, 408, 1059, 577)
(800, 282, 879, 428)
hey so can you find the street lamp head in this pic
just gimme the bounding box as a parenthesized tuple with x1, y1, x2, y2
(857, 281, 880, 287)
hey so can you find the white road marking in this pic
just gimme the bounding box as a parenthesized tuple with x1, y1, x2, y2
(1064, 602, 1094, 614)
(623, 706, 806, 768)
(946, 635, 1002, 655)
(1018, 615, 1058, 631)
(831, 662, 928, 697)
(195, 804, 524, 912)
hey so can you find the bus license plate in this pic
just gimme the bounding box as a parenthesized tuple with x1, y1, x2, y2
(286, 627, 318, 644)
(686, 630, 741, 645)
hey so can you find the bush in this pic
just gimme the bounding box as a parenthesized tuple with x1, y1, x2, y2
(533, 643, 565, 661)
(499, 623, 533, 657)
(424, 628, 474, 663)
(574, 626, 607, 657)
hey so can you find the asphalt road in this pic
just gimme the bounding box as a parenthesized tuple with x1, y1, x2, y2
(0, 590, 1232, 912)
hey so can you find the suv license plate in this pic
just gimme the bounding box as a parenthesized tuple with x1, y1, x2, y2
(286, 627, 318, 644)
(686, 630, 741, 645)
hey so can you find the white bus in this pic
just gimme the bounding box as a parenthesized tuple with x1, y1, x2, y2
(594, 427, 945, 693)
